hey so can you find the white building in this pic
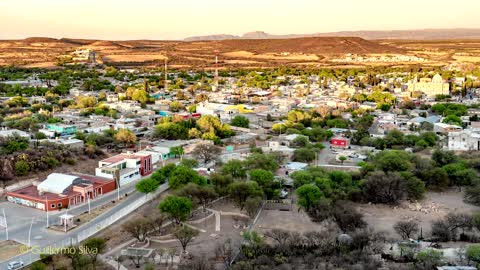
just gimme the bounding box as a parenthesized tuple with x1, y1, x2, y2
(447, 129, 480, 151)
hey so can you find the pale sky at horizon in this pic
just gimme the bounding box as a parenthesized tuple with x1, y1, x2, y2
(1, 0, 479, 40)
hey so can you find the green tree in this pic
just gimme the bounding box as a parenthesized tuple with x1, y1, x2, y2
(293, 148, 317, 162)
(415, 249, 443, 270)
(179, 183, 217, 212)
(180, 158, 199, 168)
(170, 146, 184, 160)
(136, 178, 160, 196)
(230, 115, 250, 128)
(374, 150, 412, 172)
(339, 156, 347, 164)
(221, 159, 247, 179)
(291, 171, 314, 188)
(159, 195, 193, 224)
(245, 153, 279, 171)
(296, 184, 323, 211)
(83, 237, 106, 270)
(30, 262, 47, 270)
(169, 166, 206, 189)
(228, 181, 263, 210)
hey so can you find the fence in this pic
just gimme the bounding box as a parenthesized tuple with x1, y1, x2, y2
(0, 183, 169, 270)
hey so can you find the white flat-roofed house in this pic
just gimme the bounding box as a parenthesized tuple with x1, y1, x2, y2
(447, 129, 480, 151)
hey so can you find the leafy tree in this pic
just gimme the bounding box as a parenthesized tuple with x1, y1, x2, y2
(291, 171, 314, 188)
(169, 166, 206, 189)
(170, 146, 184, 159)
(293, 148, 317, 162)
(432, 149, 457, 167)
(415, 249, 443, 270)
(230, 115, 250, 128)
(136, 178, 160, 196)
(221, 159, 247, 179)
(180, 158, 199, 168)
(296, 184, 323, 211)
(339, 156, 347, 164)
(291, 135, 310, 148)
(245, 153, 279, 171)
(159, 195, 193, 224)
(174, 226, 199, 253)
(83, 237, 106, 270)
(362, 171, 406, 204)
(210, 173, 233, 196)
(30, 262, 47, 270)
(245, 197, 262, 218)
(384, 129, 404, 148)
(131, 89, 149, 104)
(179, 183, 217, 212)
(114, 129, 136, 145)
(374, 150, 412, 172)
(228, 181, 263, 210)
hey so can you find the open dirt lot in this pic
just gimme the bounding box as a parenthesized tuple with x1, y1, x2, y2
(358, 190, 480, 239)
(0, 240, 27, 261)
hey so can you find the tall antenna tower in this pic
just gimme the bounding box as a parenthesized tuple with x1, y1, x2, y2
(164, 52, 168, 91)
(214, 50, 219, 88)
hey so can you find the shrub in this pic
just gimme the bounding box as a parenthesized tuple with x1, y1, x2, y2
(15, 160, 30, 176)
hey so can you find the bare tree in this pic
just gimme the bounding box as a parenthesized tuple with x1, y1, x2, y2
(394, 220, 419, 239)
(148, 212, 168, 235)
(215, 238, 239, 267)
(264, 229, 292, 247)
(191, 144, 222, 164)
(122, 218, 152, 242)
(174, 226, 199, 253)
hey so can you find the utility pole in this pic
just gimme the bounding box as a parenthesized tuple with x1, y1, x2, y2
(214, 50, 219, 89)
(164, 53, 168, 91)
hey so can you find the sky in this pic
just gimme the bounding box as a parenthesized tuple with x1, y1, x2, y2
(1, 0, 479, 40)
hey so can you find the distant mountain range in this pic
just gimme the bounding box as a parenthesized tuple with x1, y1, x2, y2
(184, 29, 480, 41)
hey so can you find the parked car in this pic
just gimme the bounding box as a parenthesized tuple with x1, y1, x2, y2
(7, 261, 24, 270)
(279, 189, 288, 199)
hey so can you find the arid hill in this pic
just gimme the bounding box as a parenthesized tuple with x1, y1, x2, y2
(0, 36, 454, 69)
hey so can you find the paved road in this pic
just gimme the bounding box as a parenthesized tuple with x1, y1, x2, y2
(0, 175, 142, 246)
(0, 182, 169, 270)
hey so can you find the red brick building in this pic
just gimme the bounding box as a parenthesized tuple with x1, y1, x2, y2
(6, 173, 116, 211)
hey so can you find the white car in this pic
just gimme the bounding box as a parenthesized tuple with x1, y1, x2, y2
(7, 261, 24, 270)
(279, 189, 288, 199)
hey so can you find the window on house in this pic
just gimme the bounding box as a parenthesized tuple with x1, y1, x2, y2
(51, 204, 56, 208)
(57, 203, 62, 207)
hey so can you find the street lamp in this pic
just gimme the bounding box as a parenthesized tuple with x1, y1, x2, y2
(28, 217, 34, 247)
(2, 208, 8, 240)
